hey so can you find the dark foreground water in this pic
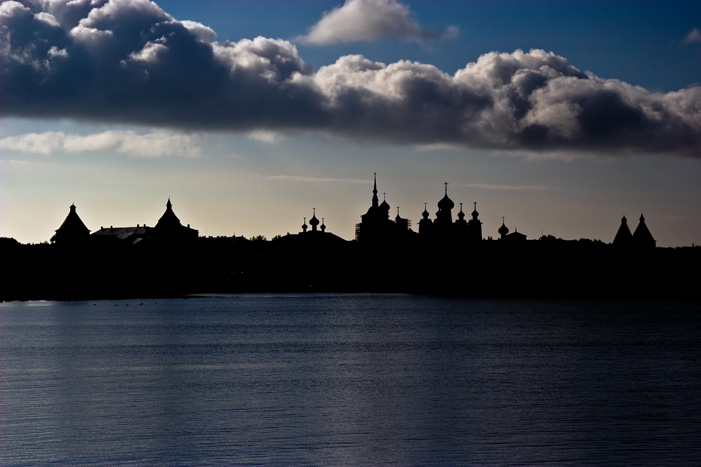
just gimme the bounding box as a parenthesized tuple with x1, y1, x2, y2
(1, 294, 700, 466)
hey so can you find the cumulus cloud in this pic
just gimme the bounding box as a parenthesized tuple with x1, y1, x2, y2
(684, 27, 701, 44)
(296, 0, 454, 45)
(0, 130, 200, 157)
(1, 0, 700, 157)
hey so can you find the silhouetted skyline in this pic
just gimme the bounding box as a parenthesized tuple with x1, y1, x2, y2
(1, 1, 700, 247)
(48, 176, 660, 251)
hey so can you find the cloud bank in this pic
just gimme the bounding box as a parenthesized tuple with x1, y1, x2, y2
(296, 0, 454, 45)
(1, 0, 700, 157)
(0, 130, 200, 157)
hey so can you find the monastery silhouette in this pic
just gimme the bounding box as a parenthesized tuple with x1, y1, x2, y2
(7, 174, 689, 301)
(51, 174, 655, 249)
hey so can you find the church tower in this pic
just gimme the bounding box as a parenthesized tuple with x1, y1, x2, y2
(613, 215, 633, 247)
(467, 202, 483, 241)
(498, 217, 509, 240)
(435, 183, 454, 226)
(52, 204, 90, 245)
(153, 199, 198, 241)
(418, 202, 432, 235)
(632, 214, 656, 248)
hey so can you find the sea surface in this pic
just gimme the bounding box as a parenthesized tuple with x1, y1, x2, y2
(0, 294, 700, 466)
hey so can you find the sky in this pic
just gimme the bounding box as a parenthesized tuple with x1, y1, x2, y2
(1, 0, 700, 247)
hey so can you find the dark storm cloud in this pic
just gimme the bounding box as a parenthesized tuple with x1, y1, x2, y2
(2, 0, 700, 157)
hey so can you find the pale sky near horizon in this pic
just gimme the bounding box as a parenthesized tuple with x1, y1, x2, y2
(1, 0, 700, 247)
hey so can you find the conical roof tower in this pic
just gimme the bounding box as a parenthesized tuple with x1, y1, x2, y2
(632, 214, 656, 248)
(613, 215, 633, 246)
(155, 198, 183, 230)
(52, 204, 90, 244)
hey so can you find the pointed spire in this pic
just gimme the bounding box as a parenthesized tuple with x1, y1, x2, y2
(372, 173, 378, 208)
(613, 214, 633, 246)
(633, 212, 656, 248)
(166, 198, 172, 209)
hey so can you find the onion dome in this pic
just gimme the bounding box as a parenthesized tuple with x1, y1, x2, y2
(498, 217, 509, 237)
(437, 183, 454, 211)
(302, 217, 308, 233)
(309, 208, 320, 231)
(422, 202, 430, 219)
(395, 207, 402, 223)
(472, 202, 479, 220)
(380, 193, 390, 212)
(321, 218, 326, 232)
(457, 203, 465, 221)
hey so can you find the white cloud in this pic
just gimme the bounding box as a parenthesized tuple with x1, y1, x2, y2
(296, 0, 452, 45)
(0, 131, 200, 157)
(246, 130, 285, 144)
(684, 27, 701, 44)
(181, 20, 217, 44)
(0, 131, 65, 155)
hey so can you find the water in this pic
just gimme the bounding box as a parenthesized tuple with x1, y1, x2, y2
(0, 294, 700, 466)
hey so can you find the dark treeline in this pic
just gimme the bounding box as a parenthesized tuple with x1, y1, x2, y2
(1, 235, 699, 301)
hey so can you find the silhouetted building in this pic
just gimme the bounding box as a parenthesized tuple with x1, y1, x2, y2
(632, 213, 656, 248)
(612, 214, 656, 249)
(295, 208, 343, 242)
(92, 225, 149, 246)
(90, 199, 198, 245)
(466, 202, 483, 241)
(435, 182, 454, 228)
(52, 204, 90, 245)
(355, 174, 412, 244)
(418, 203, 432, 235)
(613, 215, 633, 247)
(275, 209, 347, 247)
(152, 199, 198, 241)
(498, 218, 526, 242)
(419, 184, 482, 242)
(505, 230, 527, 242)
(498, 217, 509, 240)
(309, 208, 320, 232)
